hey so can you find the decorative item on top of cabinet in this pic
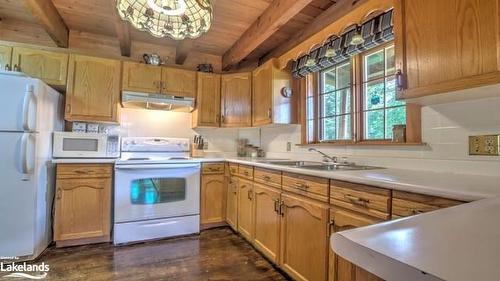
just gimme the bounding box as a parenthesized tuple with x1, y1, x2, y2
(329, 207, 383, 281)
(237, 178, 254, 242)
(65, 54, 121, 123)
(0, 45, 12, 71)
(279, 192, 329, 281)
(392, 190, 464, 219)
(252, 58, 297, 126)
(162, 67, 197, 98)
(54, 164, 112, 247)
(253, 183, 281, 263)
(11, 47, 68, 88)
(192, 72, 221, 127)
(122, 61, 162, 93)
(394, 0, 500, 100)
(221, 72, 252, 127)
(200, 163, 226, 228)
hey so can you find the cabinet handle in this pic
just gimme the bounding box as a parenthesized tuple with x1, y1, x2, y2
(274, 199, 280, 213)
(263, 175, 271, 181)
(279, 201, 285, 217)
(66, 104, 71, 113)
(396, 69, 404, 91)
(294, 182, 309, 190)
(56, 188, 62, 200)
(329, 219, 335, 233)
(267, 108, 272, 118)
(244, 171, 249, 176)
(247, 189, 252, 200)
(74, 170, 90, 174)
(411, 209, 424, 215)
(221, 115, 225, 123)
(344, 194, 369, 205)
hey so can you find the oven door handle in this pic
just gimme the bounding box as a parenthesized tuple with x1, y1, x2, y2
(115, 164, 201, 170)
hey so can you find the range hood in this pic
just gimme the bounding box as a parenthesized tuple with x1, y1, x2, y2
(121, 91, 194, 112)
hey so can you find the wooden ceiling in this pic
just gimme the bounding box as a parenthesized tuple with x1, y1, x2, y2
(0, 0, 340, 70)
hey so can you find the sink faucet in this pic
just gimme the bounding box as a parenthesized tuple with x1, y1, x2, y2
(308, 148, 338, 164)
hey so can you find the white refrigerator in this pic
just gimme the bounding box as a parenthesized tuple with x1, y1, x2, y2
(0, 71, 63, 260)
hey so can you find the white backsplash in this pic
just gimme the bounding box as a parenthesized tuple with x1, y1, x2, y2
(260, 97, 500, 176)
(114, 97, 500, 175)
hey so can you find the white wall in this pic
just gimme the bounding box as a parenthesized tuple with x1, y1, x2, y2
(117, 108, 260, 155)
(260, 97, 500, 176)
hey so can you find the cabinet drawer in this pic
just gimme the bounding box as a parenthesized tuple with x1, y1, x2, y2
(57, 164, 112, 179)
(392, 190, 464, 218)
(330, 180, 391, 220)
(254, 168, 281, 189)
(238, 165, 254, 180)
(282, 172, 329, 202)
(228, 163, 238, 175)
(202, 163, 225, 174)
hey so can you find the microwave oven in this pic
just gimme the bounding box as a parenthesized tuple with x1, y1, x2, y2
(52, 132, 120, 158)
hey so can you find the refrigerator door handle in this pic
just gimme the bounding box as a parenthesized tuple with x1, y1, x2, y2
(22, 85, 36, 132)
(20, 133, 34, 177)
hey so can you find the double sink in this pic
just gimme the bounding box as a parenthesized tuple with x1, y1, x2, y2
(257, 160, 382, 171)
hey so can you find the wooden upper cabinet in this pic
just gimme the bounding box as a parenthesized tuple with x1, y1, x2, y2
(11, 47, 68, 87)
(280, 193, 329, 281)
(0, 45, 12, 71)
(122, 61, 161, 93)
(162, 67, 197, 98)
(329, 208, 383, 281)
(252, 59, 296, 126)
(395, 0, 500, 99)
(65, 54, 121, 123)
(192, 72, 221, 127)
(221, 72, 252, 127)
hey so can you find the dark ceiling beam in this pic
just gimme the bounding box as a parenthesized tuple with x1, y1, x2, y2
(222, 0, 314, 71)
(22, 0, 69, 47)
(261, 0, 369, 63)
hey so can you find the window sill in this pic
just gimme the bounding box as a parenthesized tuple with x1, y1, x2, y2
(296, 141, 427, 147)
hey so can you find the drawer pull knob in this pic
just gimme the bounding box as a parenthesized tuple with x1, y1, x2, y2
(274, 199, 280, 213)
(295, 183, 309, 190)
(74, 170, 90, 174)
(263, 175, 271, 181)
(345, 194, 369, 205)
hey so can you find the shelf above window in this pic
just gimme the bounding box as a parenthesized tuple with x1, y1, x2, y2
(296, 141, 427, 147)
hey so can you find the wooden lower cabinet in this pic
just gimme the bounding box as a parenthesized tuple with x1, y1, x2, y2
(54, 164, 112, 247)
(200, 172, 226, 226)
(226, 175, 239, 231)
(329, 208, 383, 281)
(253, 183, 281, 263)
(237, 178, 254, 241)
(280, 193, 329, 281)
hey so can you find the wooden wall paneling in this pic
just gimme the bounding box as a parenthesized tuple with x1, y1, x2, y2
(68, 30, 121, 58)
(222, 0, 315, 70)
(0, 18, 57, 47)
(22, 0, 69, 47)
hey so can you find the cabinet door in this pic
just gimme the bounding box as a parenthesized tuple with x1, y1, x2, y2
(252, 63, 273, 126)
(226, 176, 239, 231)
(162, 67, 197, 98)
(12, 47, 68, 86)
(65, 55, 121, 123)
(221, 72, 252, 127)
(280, 193, 329, 281)
(54, 177, 111, 241)
(122, 61, 161, 93)
(0, 45, 12, 71)
(193, 72, 221, 127)
(237, 178, 254, 241)
(253, 183, 281, 263)
(395, 0, 500, 99)
(201, 174, 225, 225)
(329, 208, 382, 281)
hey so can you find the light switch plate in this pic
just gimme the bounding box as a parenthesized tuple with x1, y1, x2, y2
(469, 135, 500, 156)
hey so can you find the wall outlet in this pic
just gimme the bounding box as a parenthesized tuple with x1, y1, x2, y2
(469, 135, 500, 156)
(286, 142, 292, 152)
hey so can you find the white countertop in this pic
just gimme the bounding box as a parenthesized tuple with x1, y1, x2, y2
(51, 158, 118, 164)
(331, 196, 500, 281)
(225, 158, 500, 201)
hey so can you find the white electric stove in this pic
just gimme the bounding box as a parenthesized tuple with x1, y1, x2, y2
(114, 137, 201, 245)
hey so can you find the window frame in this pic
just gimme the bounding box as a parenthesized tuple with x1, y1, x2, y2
(302, 42, 421, 146)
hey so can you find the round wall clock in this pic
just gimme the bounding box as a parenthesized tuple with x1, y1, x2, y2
(281, 87, 293, 98)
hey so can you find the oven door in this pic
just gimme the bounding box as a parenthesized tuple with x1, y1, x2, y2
(114, 163, 201, 223)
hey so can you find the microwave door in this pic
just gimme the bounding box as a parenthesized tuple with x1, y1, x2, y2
(53, 134, 107, 158)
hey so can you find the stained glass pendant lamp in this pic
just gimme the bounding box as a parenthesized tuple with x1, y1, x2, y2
(116, 0, 212, 40)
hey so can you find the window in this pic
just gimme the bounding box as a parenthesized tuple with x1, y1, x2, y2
(304, 43, 414, 144)
(319, 61, 353, 141)
(362, 45, 405, 140)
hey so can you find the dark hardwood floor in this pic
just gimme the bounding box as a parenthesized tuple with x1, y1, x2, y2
(22, 227, 288, 281)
